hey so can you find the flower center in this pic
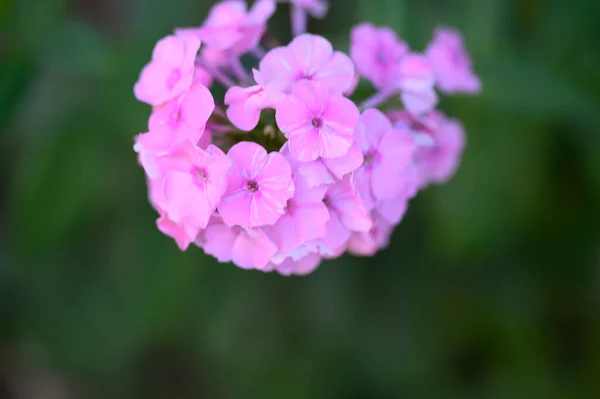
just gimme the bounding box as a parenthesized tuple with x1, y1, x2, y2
(363, 151, 377, 167)
(246, 180, 259, 193)
(197, 169, 208, 181)
(322, 196, 331, 207)
(311, 118, 322, 128)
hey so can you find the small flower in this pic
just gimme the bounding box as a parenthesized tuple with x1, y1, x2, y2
(219, 142, 294, 228)
(176, 0, 275, 56)
(425, 27, 481, 94)
(416, 113, 466, 186)
(134, 34, 201, 106)
(394, 54, 438, 115)
(264, 252, 322, 276)
(201, 218, 278, 269)
(157, 144, 231, 229)
(346, 213, 394, 256)
(276, 80, 360, 162)
(310, 175, 372, 255)
(224, 69, 287, 131)
(350, 23, 409, 90)
(265, 173, 329, 252)
(156, 212, 196, 251)
(260, 34, 355, 94)
(134, 83, 214, 169)
(353, 109, 415, 211)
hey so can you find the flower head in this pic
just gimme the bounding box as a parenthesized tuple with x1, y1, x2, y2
(219, 142, 294, 228)
(134, 34, 201, 106)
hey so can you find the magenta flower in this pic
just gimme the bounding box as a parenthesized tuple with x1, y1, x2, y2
(425, 28, 481, 94)
(346, 213, 394, 256)
(276, 80, 359, 162)
(310, 175, 372, 255)
(350, 23, 408, 90)
(260, 34, 355, 94)
(134, 34, 201, 106)
(156, 213, 195, 251)
(395, 54, 438, 115)
(224, 69, 287, 131)
(219, 142, 294, 228)
(264, 252, 322, 276)
(176, 0, 275, 56)
(416, 113, 466, 186)
(134, 83, 214, 170)
(353, 109, 415, 211)
(202, 219, 277, 269)
(265, 173, 329, 252)
(157, 144, 231, 230)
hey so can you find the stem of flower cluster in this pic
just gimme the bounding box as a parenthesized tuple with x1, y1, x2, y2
(230, 56, 250, 84)
(196, 58, 235, 88)
(359, 89, 397, 111)
(291, 5, 307, 37)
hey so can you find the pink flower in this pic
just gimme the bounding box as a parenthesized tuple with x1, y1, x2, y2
(134, 83, 214, 173)
(395, 54, 438, 115)
(346, 213, 394, 256)
(416, 114, 466, 185)
(264, 252, 322, 276)
(276, 80, 360, 162)
(265, 173, 329, 252)
(201, 219, 277, 269)
(134, 34, 201, 106)
(224, 69, 287, 131)
(177, 0, 275, 56)
(425, 27, 481, 94)
(353, 109, 415, 211)
(156, 144, 231, 230)
(311, 175, 372, 255)
(350, 23, 409, 90)
(260, 34, 355, 94)
(219, 142, 294, 228)
(156, 213, 195, 251)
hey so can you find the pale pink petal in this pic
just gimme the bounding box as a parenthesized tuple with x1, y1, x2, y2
(231, 228, 277, 269)
(180, 83, 215, 129)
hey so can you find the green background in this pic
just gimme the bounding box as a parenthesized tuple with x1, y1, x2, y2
(2, 0, 600, 397)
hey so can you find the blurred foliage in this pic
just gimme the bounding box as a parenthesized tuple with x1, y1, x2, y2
(2, 0, 600, 398)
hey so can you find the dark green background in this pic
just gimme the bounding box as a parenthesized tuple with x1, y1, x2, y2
(2, 0, 600, 397)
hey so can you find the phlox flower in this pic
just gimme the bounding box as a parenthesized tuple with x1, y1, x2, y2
(134, 34, 201, 106)
(394, 54, 438, 115)
(425, 27, 481, 94)
(265, 173, 329, 253)
(353, 109, 415, 211)
(201, 218, 277, 269)
(276, 80, 360, 162)
(155, 144, 231, 230)
(263, 252, 322, 276)
(219, 142, 294, 228)
(310, 175, 372, 255)
(415, 114, 466, 186)
(134, 83, 215, 178)
(176, 0, 275, 56)
(260, 34, 355, 94)
(346, 213, 394, 256)
(350, 23, 408, 90)
(224, 69, 287, 131)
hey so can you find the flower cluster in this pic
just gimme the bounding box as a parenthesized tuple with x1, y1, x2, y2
(133, 0, 480, 276)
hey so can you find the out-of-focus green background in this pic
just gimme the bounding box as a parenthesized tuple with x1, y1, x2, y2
(2, 0, 600, 397)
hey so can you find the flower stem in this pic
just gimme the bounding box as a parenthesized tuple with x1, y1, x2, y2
(291, 5, 307, 37)
(359, 89, 397, 111)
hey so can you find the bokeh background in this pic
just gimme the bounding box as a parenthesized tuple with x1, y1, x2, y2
(2, 0, 600, 397)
